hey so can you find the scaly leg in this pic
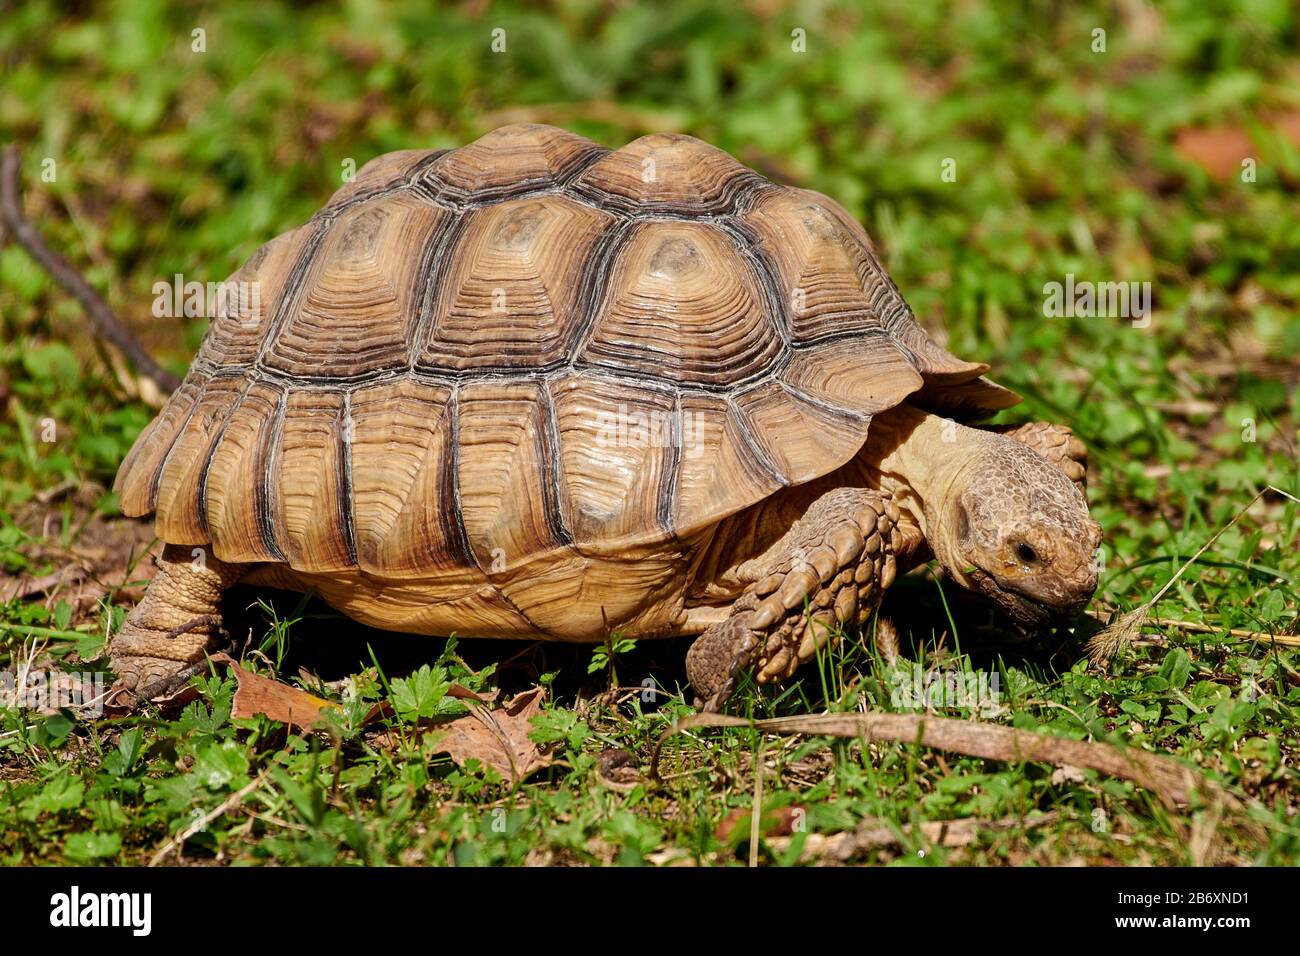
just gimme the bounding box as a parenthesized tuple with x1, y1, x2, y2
(686, 488, 908, 711)
(107, 544, 244, 706)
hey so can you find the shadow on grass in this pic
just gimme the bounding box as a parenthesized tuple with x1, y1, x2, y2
(220, 570, 1102, 713)
(220, 584, 695, 708)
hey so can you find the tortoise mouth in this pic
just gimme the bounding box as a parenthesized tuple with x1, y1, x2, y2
(967, 568, 1079, 634)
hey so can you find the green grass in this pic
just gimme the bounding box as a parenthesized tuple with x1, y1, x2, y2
(1, 0, 1298, 865)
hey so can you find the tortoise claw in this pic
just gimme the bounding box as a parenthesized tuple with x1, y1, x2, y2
(687, 612, 761, 711)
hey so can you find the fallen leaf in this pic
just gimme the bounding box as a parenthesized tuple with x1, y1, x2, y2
(428, 687, 551, 784)
(211, 653, 336, 731)
(715, 805, 801, 843)
(1174, 112, 1300, 181)
(1, 563, 87, 601)
(448, 683, 499, 703)
(1174, 125, 1253, 181)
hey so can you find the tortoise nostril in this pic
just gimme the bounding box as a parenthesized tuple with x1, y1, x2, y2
(1015, 541, 1039, 565)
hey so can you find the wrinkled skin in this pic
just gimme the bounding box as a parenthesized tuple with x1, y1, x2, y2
(683, 404, 1103, 708)
(927, 431, 1101, 630)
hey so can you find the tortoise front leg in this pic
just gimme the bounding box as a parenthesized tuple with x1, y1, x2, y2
(106, 544, 244, 706)
(686, 488, 907, 711)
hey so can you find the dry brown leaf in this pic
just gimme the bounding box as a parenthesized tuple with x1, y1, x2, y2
(428, 687, 551, 785)
(1174, 126, 1254, 181)
(1174, 112, 1300, 181)
(715, 805, 801, 843)
(1, 563, 87, 601)
(448, 683, 499, 703)
(211, 653, 335, 731)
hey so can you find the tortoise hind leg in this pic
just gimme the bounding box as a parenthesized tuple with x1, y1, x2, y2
(686, 488, 906, 711)
(107, 544, 244, 706)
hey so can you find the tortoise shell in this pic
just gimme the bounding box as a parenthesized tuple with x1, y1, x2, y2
(115, 124, 1018, 578)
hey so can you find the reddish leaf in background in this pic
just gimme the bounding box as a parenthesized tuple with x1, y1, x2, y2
(715, 805, 802, 843)
(1174, 112, 1300, 181)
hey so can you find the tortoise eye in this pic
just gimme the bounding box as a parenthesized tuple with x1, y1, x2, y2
(1015, 542, 1039, 565)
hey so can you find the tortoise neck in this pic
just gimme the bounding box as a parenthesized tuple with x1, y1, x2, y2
(865, 404, 982, 536)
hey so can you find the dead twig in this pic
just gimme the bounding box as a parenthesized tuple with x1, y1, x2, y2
(654, 710, 1235, 811)
(1086, 609, 1300, 648)
(1159, 618, 1300, 645)
(148, 769, 271, 866)
(0, 145, 179, 394)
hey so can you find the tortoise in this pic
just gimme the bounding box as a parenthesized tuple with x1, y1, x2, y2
(108, 124, 1101, 711)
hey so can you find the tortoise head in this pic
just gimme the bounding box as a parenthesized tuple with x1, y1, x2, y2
(926, 433, 1102, 631)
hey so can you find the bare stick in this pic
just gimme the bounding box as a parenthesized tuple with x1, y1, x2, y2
(148, 768, 270, 866)
(654, 710, 1235, 811)
(1156, 618, 1300, 646)
(0, 145, 180, 393)
(1085, 609, 1300, 648)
